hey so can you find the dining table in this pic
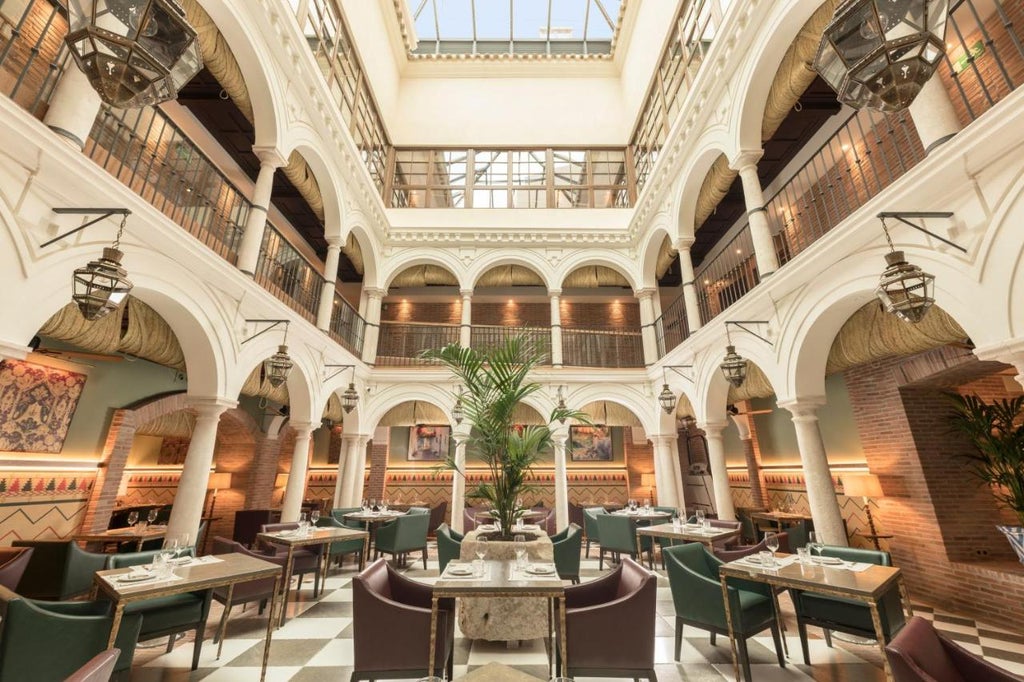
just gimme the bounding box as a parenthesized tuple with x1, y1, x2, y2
(256, 525, 368, 624)
(718, 552, 913, 682)
(430, 558, 567, 679)
(750, 510, 813, 532)
(92, 552, 283, 681)
(635, 522, 742, 554)
(75, 524, 167, 552)
(342, 509, 405, 560)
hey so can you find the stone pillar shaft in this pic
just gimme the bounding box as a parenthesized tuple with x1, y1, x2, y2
(652, 435, 679, 508)
(460, 290, 473, 347)
(732, 154, 780, 277)
(700, 421, 736, 520)
(316, 241, 342, 331)
(908, 75, 962, 154)
(166, 399, 233, 542)
(549, 291, 563, 366)
(43, 66, 101, 150)
(552, 433, 569, 531)
(237, 157, 281, 275)
(636, 289, 658, 364)
(361, 289, 385, 364)
(282, 423, 315, 522)
(679, 245, 703, 332)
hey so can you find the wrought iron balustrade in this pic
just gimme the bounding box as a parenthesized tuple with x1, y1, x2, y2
(329, 292, 365, 356)
(653, 294, 691, 359)
(0, 0, 67, 119)
(375, 322, 460, 366)
(253, 226, 323, 322)
(562, 327, 644, 368)
(470, 325, 552, 361)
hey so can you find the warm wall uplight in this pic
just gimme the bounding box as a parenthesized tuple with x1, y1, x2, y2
(274, 473, 288, 488)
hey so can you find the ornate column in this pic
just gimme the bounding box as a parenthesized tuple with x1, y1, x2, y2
(730, 409, 770, 509)
(459, 289, 473, 347)
(165, 398, 235, 542)
(333, 433, 358, 508)
(552, 427, 570, 531)
(636, 288, 658, 365)
(316, 239, 343, 332)
(450, 426, 470, 533)
(651, 435, 679, 508)
(549, 289, 563, 367)
(699, 421, 736, 521)
(730, 150, 780, 278)
(360, 287, 386, 364)
(676, 237, 703, 332)
(281, 423, 315, 522)
(779, 398, 848, 545)
(43, 66, 101, 150)
(908, 75, 962, 154)
(668, 435, 687, 510)
(341, 435, 369, 507)
(237, 148, 286, 275)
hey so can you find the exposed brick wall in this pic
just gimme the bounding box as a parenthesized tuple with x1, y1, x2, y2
(381, 300, 462, 325)
(365, 440, 388, 501)
(624, 429, 655, 501)
(560, 301, 641, 330)
(246, 434, 285, 509)
(82, 409, 137, 533)
(473, 302, 550, 327)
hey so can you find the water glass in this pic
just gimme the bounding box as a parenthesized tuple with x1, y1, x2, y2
(808, 531, 821, 558)
(514, 534, 527, 569)
(701, 518, 711, 533)
(764, 531, 780, 561)
(310, 509, 321, 526)
(152, 551, 172, 579)
(642, 499, 650, 513)
(758, 549, 775, 568)
(797, 547, 811, 564)
(472, 558, 485, 578)
(515, 516, 524, 530)
(695, 509, 706, 525)
(475, 537, 488, 562)
(127, 511, 139, 529)
(671, 511, 682, 529)
(147, 508, 159, 524)
(361, 499, 369, 513)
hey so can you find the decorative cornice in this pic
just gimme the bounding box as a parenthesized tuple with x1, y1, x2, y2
(385, 230, 632, 247)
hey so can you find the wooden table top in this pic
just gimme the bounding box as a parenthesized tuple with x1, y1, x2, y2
(636, 522, 741, 542)
(719, 553, 903, 600)
(751, 511, 812, 522)
(610, 509, 672, 519)
(94, 553, 282, 602)
(342, 510, 404, 522)
(76, 525, 167, 543)
(433, 559, 564, 596)
(256, 526, 367, 548)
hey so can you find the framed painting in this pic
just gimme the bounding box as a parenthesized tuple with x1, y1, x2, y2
(0, 360, 86, 454)
(570, 425, 613, 461)
(407, 424, 450, 461)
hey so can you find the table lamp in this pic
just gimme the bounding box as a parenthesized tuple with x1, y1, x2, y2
(205, 472, 232, 519)
(640, 473, 656, 503)
(842, 473, 884, 548)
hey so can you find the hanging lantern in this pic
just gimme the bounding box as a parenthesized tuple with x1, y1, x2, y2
(263, 344, 292, 388)
(452, 395, 464, 425)
(658, 384, 676, 415)
(341, 382, 360, 413)
(876, 250, 935, 322)
(72, 215, 132, 321)
(719, 345, 748, 388)
(556, 386, 568, 424)
(814, 0, 949, 112)
(65, 0, 203, 108)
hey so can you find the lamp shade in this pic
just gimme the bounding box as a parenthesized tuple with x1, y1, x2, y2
(640, 473, 656, 489)
(843, 473, 884, 498)
(207, 472, 232, 490)
(274, 473, 289, 488)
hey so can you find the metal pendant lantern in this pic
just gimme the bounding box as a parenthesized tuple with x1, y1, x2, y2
(65, 0, 203, 108)
(341, 382, 360, 413)
(814, 0, 949, 111)
(451, 395, 464, 425)
(719, 345, 748, 388)
(264, 344, 293, 388)
(658, 384, 676, 414)
(876, 250, 935, 322)
(72, 246, 133, 320)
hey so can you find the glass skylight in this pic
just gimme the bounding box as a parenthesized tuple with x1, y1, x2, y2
(404, 0, 624, 56)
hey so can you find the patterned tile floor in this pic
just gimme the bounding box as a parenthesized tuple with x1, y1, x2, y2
(129, 546, 1024, 681)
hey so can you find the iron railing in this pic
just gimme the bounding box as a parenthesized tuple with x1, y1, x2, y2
(694, 226, 759, 326)
(470, 325, 552, 361)
(253, 226, 323, 322)
(653, 294, 691, 359)
(85, 105, 250, 263)
(562, 328, 644, 368)
(329, 292, 366, 356)
(941, 0, 1024, 124)
(0, 0, 68, 119)
(375, 322, 460, 366)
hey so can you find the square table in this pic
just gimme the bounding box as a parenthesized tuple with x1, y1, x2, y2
(636, 522, 742, 554)
(718, 553, 913, 682)
(93, 553, 283, 681)
(76, 525, 167, 552)
(257, 526, 368, 624)
(342, 510, 405, 559)
(429, 559, 567, 678)
(750, 510, 813, 532)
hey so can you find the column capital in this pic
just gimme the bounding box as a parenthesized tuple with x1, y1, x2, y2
(650, 433, 677, 447)
(289, 421, 317, 437)
(698, 420, 728, 436)
(460, 289, 474, 299)
(186, 397, 236, 419)
(973, 337, 1024, 365)
(778, 397, 827, 420)
(548, 288, 562, 298)
(634, 287, 657, 301)
(325, 237, 343, 250)
(673, 237, 695, 252)
(0, 339, 31, 362)
(729, 412, 752, 440)
(253, 146, 288, 169)
(363, 286, 387, 299)
(342, 432, 371, 446)
(728, 149, 763, 173)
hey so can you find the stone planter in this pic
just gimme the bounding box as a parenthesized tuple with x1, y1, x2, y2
(997, 525, 1024, 564)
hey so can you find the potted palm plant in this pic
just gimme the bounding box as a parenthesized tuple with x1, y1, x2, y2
(423, 335, 582, 541)
(948, 393, 1024, 563)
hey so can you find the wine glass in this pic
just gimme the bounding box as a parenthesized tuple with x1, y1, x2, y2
(475, 536, 488, 562)
(175, 533, 190, 561)
(126, 511, 139, 529)
(808, 531, 820, 560)
(514, 534, 527, 570)
(369, 499, 377, 512)
(671, 509, 681, 529)
(765, 531, 780, 563)
(310, 509, 321, 526)
(642, 498, 651, 513)
(695, 509, 706, 525)
(361, 499, 369, 513)
(147, 508, 159, 524)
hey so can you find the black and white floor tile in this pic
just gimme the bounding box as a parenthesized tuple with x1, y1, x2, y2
(128, 547, 1024, 681)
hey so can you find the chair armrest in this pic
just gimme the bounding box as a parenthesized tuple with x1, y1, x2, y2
(65, 546, 110, 599)
(388, 569, 452, 611)
(565, 585, 655, 668)
(943, 636, 1020, 681)
(564, 568, 621, 608)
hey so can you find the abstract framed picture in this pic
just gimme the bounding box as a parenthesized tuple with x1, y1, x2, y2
(0, 360, 87, 454)
(407, 424, 450, 461)
(570, 425, 613, 461)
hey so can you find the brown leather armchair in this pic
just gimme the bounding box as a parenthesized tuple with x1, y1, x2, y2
(558, 557, 658, 681)
(351, 558, 455, 681)
(886, 616, 1019, 682)
(210, 537, 286, 658)
(65, 648, 120, 682)
(0, 548, 32, 591)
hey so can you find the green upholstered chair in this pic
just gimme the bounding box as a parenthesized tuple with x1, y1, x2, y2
(435, 523, 463, 574)
(331, 507, 366, 531)
(105, 549, 213, 671)
(594, 513, 653, 570)
(582, 507, 606, 558)
(786, 520, 811, 550)
(0, 584, 143, 678)
(316, 516, 367, 571)
(650, 506, 679, 568)
(654, 506, 677, 515)
(406, 506, 430, 515)
(374, 512, 430, 569)
(550, 523, 583, 584)
(792, 545, 906, 664)
(664, 543, 785, 682)
(12, 539, 109, 600)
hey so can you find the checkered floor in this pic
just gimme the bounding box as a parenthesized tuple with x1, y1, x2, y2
(128, 546, 1024, 681)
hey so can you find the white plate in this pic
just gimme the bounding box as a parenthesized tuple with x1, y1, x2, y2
(447, 565, 474, 576)
(813, 556, 844, 566)
(118, 572, 155, 583)
(526, 564, 556, 575)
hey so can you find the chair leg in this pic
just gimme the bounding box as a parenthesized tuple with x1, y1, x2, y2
(769, 620, 785, 668)
(165, 635, 176, 653)
(797, 620, 811, 665)
(648, 671, 658, 682)
(422, 547, 428, 570)
(599, 549, 604, 570)
(823, 628, 833, 648)
(585, 538, 591, 558)
(191, 627, 204, 671)
(674, 617, 683, 662)
(258, 599, 267, 615)
(737, 637, 752, 682)
(709, 631, 716, 646)
(215, 596, 233, 647)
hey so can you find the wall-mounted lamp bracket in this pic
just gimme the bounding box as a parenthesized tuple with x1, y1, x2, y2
(242, 319, 289, 345)
(324, 364, 355, 383)
(876, 211, 965, 253)
(725, 321, 772, 346)
(662, 365, 694, 383)
(43, 208, 132, 248)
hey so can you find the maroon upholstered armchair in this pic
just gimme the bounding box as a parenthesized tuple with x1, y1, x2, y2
(0, 548, 32, 591)
(714, 531, 790, 562)
(259, 522, 323, 597)
(351, 559, 455, 681)
(885, 616, 1019, 682)
(64, 648, 120, 682)
(210, 537, 286, 657)
(559, 557, 658, 681)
